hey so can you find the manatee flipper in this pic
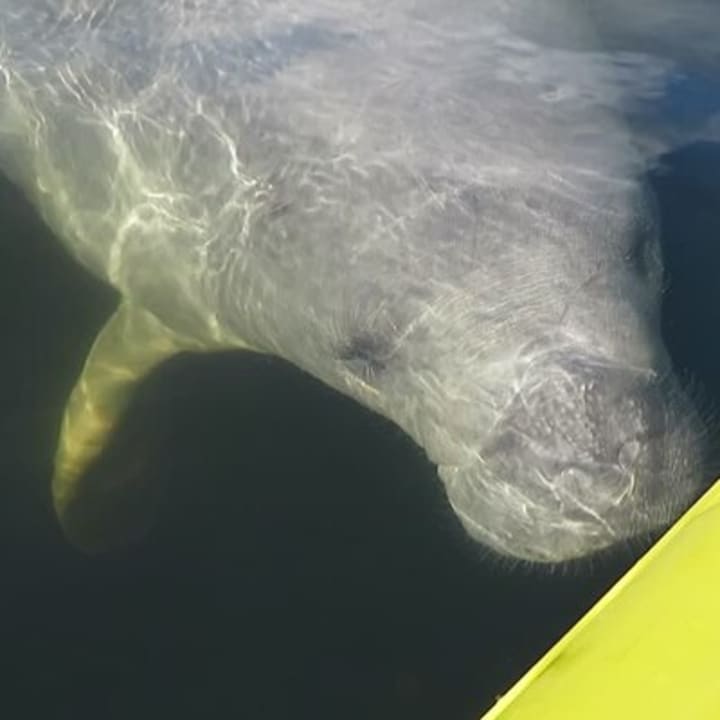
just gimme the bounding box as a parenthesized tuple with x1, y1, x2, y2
(52, 301, 192, 553)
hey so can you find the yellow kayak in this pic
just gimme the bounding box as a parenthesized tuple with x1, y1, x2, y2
(483, 480, 720, 719)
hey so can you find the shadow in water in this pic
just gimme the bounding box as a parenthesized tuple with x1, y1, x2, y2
(656, 142, 720, 398)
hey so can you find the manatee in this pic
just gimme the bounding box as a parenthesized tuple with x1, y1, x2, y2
(0, 1, 715, 562)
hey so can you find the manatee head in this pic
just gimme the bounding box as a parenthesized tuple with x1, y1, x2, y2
(271, 175, 707, 566)
(330, 309, 705, 565)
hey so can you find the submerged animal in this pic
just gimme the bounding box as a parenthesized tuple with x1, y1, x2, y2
(0, 1, 715, 562)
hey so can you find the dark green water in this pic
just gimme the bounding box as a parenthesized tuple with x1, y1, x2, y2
(1, 141, 718, 719)
(1, 65, 720, 720)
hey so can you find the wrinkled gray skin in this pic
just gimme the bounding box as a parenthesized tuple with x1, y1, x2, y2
(0, 1, 717, 562)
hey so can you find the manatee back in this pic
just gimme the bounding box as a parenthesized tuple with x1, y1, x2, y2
(0, 0, 699, 352)
(0, 1, 644, 270)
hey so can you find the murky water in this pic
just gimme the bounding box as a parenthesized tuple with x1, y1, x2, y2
(1, 4, 720, 719)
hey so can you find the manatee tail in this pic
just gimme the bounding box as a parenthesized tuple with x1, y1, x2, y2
(52, 301, 191, 553)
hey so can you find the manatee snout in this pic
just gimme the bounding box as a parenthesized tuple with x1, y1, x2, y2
(432, 352, 704, 563)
